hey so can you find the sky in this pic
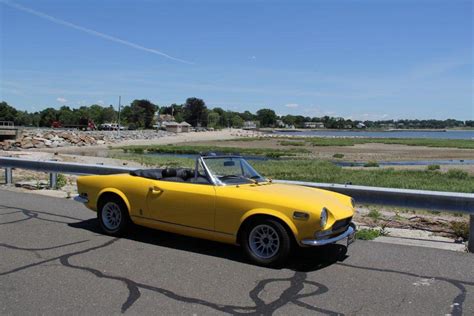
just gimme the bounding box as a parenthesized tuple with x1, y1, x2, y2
(0, 0, 472, 120)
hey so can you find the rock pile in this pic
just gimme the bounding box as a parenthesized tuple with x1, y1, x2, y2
(0, 129, 172, 150)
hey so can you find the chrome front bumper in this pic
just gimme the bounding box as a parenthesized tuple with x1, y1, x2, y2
(301, 225, 356, 246)
(73, 195, 89, 204)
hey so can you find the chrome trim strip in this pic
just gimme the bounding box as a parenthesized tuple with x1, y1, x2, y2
(300, 226, 355, 246)
(73, 195, 89, 203)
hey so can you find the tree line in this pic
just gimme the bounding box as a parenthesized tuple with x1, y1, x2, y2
(1, 100, 472, 129)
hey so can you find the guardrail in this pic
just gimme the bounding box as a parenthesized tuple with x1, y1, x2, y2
(1, 156, 473, 252)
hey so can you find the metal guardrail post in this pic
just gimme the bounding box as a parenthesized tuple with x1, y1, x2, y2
(49, 172, 58, 189)
(469, 215, 474, 253)
(5, 167, 12, 185)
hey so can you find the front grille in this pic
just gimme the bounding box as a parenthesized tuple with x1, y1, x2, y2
(332, 217, 352, 232)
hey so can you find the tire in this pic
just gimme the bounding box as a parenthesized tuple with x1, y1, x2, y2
(97, 196, 131, 236)
(240, 218, 292, 267)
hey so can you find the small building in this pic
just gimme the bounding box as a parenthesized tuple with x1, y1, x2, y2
(180, 121, 191, 133)
(155, 114, 175, 128)
(165, 122, 181, 133)
(164, 121, 192, 133)
(276, 120, 285, 128)
(356, 122, 366, 129)
(303, 122, 324, 129)
(243, 121, 258, 130)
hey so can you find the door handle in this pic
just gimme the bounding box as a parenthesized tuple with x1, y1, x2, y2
(149, 185, 162, 193)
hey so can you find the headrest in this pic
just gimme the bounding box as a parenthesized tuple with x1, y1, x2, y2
(177, 169, 194, 180)
(162, 168, 177, 178)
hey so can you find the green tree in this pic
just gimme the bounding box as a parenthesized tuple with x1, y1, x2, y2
(128, 103, 146, 128)
(120, 105, 133, 125)
(0, 101, 17, 121)
(240, 110, 255, 121)
(231, 114, 244, 128)
(183, 97, 207, 127)
(130, 99, 158, 128)
(57, 106, 76, 125)
(256, 108, 277, 127)
(281, 115, 296, 126)
(14, 110, 32, 126)
(101, 105, 116, 123)
(39, 108, 58, 127)
(207, 111, 220, 129)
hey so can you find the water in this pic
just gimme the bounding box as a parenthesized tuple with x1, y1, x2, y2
(272, 130, 474, 140)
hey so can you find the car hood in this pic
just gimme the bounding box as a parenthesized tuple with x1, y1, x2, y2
(236, 183, 354, 218)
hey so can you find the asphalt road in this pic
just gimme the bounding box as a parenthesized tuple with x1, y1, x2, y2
(1, 189, 473, 315)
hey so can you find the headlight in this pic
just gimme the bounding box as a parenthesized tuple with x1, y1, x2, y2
(320, 207, 328, 228)
(351, 198, 356, 208)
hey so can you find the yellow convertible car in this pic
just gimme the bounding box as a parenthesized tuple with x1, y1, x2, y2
(75, 154, 355, 267)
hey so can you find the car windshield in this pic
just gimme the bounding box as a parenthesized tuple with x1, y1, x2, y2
(202, 156, 266, 185)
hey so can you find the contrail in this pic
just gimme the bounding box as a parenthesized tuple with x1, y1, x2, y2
(0, 0, 193, 64)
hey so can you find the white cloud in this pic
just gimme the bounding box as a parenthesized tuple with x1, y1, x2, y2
(56, 97, 67, 103)
(249, 56, 257, 60)
(284, 103, 299, 108)
(1, 0, 192, 64)
(97, 100, 104, 105)
(410, 58, 469, 79)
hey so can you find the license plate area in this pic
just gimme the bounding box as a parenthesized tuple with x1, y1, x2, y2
(335, 230, 356, 247)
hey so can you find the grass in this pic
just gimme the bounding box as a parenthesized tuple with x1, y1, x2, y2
(251, 160, 474, 193)
(364, 161, 379, 168)
(110, 151, 474, 193)
(427, 164, 441, 171)
(450, 221, 469, 240)
(57, 174, 67, 189)
(446, 169, 469, 180)
(278, 140, 306, 146)
(356, 228, 382, 240)
(332, 153, 345, 159)
(120, 144, 310, 158)
(367, 209, 382, 220)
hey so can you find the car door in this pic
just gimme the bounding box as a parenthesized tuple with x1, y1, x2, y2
(145, 180, 216, 231)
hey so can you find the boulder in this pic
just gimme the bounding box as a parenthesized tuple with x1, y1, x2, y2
(21, 141, 34, 149)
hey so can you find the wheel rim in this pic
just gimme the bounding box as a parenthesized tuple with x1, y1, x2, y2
(101, 202, 122, 231)
(249, 224, 280, 259)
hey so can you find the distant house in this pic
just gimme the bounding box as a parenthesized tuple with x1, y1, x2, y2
(276, 120, 295, 129)
(276, 120, 285, 128)
(180, 121, 191, 133)
(380, 123, 395, 129)
(165, 122, 180, 133)
(243, 121, 258, 130)
(356, 122, 366, 129)
(303, 122, 324, 129)
(154, 114, 175, 128)
(164, 121, 191, 133)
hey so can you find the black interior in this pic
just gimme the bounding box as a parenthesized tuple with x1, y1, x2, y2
(130, 168, 210, 184)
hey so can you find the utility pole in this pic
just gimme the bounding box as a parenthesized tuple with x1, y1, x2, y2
(117, 96, 121, 138)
